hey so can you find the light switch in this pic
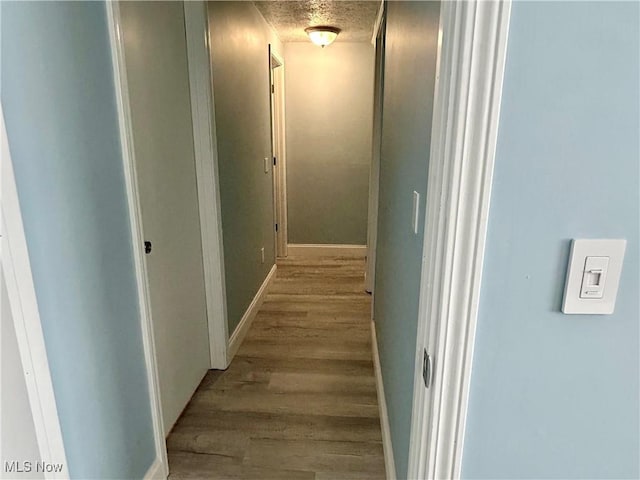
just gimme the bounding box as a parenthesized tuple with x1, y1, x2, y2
(562, 239, 626, 314)
(412, 191, 420, 235)
(264, 157, 270, 173)
(579, 256, 608, 299)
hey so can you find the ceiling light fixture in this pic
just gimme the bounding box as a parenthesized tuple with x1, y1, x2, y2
(305, 26, 341, 48)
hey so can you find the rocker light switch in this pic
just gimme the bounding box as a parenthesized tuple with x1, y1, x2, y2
(579, 256, 609, 299)
(562, 239, 626, 314)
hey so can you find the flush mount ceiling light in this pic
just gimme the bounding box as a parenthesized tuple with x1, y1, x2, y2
(305, 26, 341, 48)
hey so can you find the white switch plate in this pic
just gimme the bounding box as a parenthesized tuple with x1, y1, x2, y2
(562, 239, 626, 314)
(412, 191, 420, 235)
(264, 157, 270, 173)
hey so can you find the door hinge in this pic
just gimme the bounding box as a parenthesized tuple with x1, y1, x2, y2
(271, 84, 275, 94)
(144, 240, 152, 255)
(273, 156, 277, 166)
(422, 348, 432, 388)
(275, 223, 278, 232)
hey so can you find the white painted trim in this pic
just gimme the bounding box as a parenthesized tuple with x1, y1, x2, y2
(106, 3, 169, 477)
(407, 1, 511, 479)
(270, 48, 288, 258)
(371, 0, 385, 46)
(365, 8, 386, 294)
(227, 264, 277, 363)
(287, 244, 367, 258)
(184, 1, 229, 370)
(277, 65, 288, 257)
(143, 457, 164, 480)
(1, 108, 69, 479)
(371, 321, 396, 480)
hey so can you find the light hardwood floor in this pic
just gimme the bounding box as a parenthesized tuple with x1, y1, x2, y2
(167, 256, 385, 479)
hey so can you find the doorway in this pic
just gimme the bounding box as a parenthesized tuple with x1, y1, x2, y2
(269, 47, 288, 258)
(365, 7, 386, 294)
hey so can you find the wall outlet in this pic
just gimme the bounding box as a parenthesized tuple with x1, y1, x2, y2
(261, 247, 265, 264)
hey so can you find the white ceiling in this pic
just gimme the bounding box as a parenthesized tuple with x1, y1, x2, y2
(254, 1, 381, 43)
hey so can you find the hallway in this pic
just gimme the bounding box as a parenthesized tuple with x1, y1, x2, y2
(166, 257, 385, 479)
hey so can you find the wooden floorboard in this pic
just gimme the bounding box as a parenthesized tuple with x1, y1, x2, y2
(167, 256, 384, 479)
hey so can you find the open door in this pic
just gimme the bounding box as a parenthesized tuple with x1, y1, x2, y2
(365, 8, 387, 293)
(116, 1, 211, 434)
(269, 46, 288, 258)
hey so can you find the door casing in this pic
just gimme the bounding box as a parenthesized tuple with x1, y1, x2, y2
(1, 107, 69, 480)
(184, 0, 229, 370)
(407, 1, 512, 478)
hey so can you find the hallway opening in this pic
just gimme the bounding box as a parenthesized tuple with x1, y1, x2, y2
(109, 0, 442, 478)
(167, 256, 384, 479)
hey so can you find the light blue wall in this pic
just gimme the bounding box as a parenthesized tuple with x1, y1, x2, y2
(373, 2, 440, 479)
(463, 2, 639, 478)
(1, 2, 156, 478)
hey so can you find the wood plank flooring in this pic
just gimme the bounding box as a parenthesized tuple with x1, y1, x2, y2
(167, 256, 385, 479)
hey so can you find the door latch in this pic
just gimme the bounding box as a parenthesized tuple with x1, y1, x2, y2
(144, 241, 152, 255)
(422, 348, 432, 388)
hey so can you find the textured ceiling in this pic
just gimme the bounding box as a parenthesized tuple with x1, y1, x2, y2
(254, 1, 381, 43)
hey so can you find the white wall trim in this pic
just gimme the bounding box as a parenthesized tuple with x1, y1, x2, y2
(227, 264, 277, 363)
(106, 3, 169, 477)
(1, 108, 69, 479)
(371, 321, 397, 480)
(184, 1, 229, 370)
(287, 244, 367, 258)
(407, 1, 512, 479)
(371, 0, 385, 46)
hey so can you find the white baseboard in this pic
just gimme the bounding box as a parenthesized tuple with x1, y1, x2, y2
(287, 244, 367, 257)
(227, 264, 277, 363)
(371, 321, 397, 480)
(144, 457, 165, 480)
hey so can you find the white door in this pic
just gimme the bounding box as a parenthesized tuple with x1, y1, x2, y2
(118, 1, 210, 433)
(365, 12, 386, 294)
(270, 49, 288, 258)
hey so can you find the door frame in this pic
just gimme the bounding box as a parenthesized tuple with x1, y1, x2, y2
(408, 1, 512, 478)
(1, 108, 69, 479)
(184, 0, 229, 370)
(269, 48, 288, 258)
(365, 0, 386, 294)
(106, 3, 169, 477)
